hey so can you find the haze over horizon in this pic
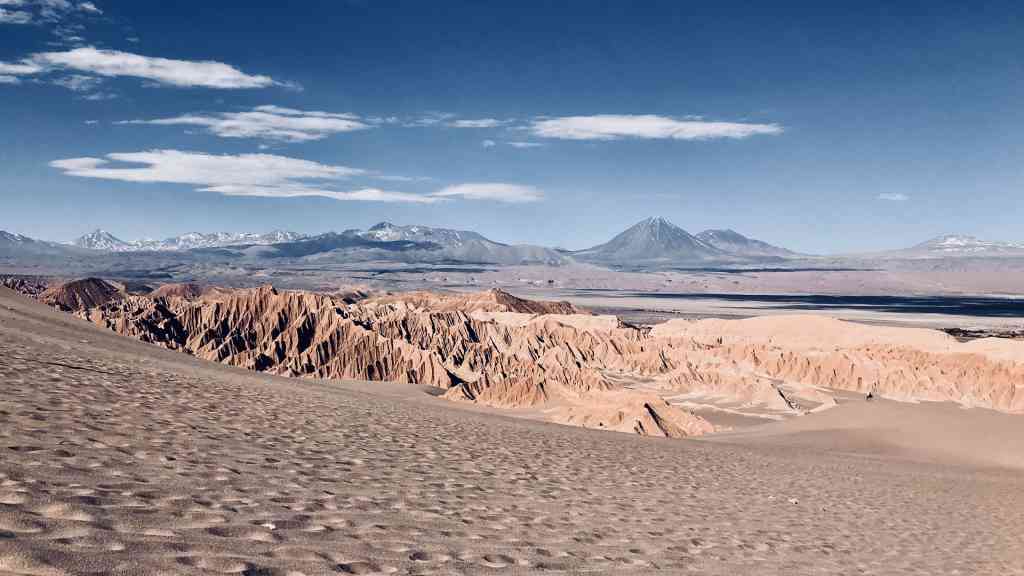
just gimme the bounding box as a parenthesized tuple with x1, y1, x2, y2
(3, 1, 1022, 252)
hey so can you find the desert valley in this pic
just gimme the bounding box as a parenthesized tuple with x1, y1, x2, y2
(3, 219, 1024, 575)
(4, 1, 1024, 573)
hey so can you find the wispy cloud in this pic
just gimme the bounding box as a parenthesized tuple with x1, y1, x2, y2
(530, 114, 783, 141)
(431, 182, 543, 203)
(450, 118, 507, 128)
(0, 7, 32, 23)
(0, 60, 45, 75)
(0, 46, 288, 89)
(877, 193, 909, 202)
(0, 75, 21, 84)
(52, 73, 102, 91)
(481, 140, 545, 149)
(199, 184, 438, 204)
(0, 1, 103, 27)
(49, 149, 439, 203)
(405, 112, 456, 127)
(120, 105, 370, 142)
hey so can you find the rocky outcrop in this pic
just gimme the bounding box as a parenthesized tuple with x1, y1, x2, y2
(149, 282, 204, 300)
(651, 316, 1024, 413)
(364, 289, 583, 315)
(39, 278, 123, 312)
(1, 275, 50, 297)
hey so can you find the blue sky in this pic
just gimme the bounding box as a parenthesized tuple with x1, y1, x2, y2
(1, 0, 1022, 253)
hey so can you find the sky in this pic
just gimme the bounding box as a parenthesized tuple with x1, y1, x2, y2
(1, 0, 1022, 254)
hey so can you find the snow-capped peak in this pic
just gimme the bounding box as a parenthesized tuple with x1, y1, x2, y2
(914, 234, 1024, 253)
(71, 229, 308, 252)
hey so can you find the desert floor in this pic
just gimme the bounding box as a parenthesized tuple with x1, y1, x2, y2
(2, 286, 1023, 575)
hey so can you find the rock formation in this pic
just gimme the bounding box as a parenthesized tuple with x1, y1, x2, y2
(38, 277, 123, 312)
(10, 279, 1024, 437)
(36, 283, 705, 437)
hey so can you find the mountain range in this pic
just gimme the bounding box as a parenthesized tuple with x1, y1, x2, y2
(902, 234, 1024, 256)
(72, 229, 307, 252)
(4, 220, 1023, 271)
(571, 217, 797, 266)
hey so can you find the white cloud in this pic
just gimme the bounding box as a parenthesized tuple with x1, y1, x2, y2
(431, 182, 543, 203)
(481, 139, 496, 148)
(0, 60, 44, 75)
(0, 75, 20, 84)
(374, 174, 433, 183)
(49, 149, 438, 203)
(0, 46, 285, 89)
(50, 149, 362, 184)
(877, 193, 909, 202)
(507, 141, 545, 148)
(35, 47, 279, 88)
(52, 73, 102, 91)
(200, 184, 439, 204)
(81, 90, 115, 100)
(121, 105, 369, 142)
(450, 118, 506, 128)
(406, 112, 456, 127)
(530, 114, 783, 141)
(0, 7, 31, 23)
(0, 0, 99, 25)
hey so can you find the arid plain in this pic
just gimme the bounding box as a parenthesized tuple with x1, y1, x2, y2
(2, 283, 1024, 575)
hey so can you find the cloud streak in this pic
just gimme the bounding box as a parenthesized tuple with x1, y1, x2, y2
(450, 118, 507, 128)
(530, 114, 783, 141)
(877, 193, 909, 201)
(49, 149, 437, 203)
(49, 150, 540, 204)
(121, 105, 370, 142)
(0, 46, 287, 89)
(0, 7, 32, 23)
(431, 182, 543, 203)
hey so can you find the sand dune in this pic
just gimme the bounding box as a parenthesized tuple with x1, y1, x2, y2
(2, 286, 1024, 575)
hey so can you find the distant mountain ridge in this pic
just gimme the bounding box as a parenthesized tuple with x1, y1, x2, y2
(695, 228, 797, 258)
(574, 217, 725, 264)
(256, 222, 569, 266)
(7, 224, 1022, 272)
(912, 234, 1024, 254)
(1, 230, 87, 258)
(573, 217, 796, 267)
(72, 229, 307, 252)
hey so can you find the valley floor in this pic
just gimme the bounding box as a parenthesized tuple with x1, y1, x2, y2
(1, 287, 1023, 575)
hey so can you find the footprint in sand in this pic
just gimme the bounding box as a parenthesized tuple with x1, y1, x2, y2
(408, 550, 451, 563)
(206, 525, 280, 543)
(480, 553, 517, 568)
(0, 492, 28, 505)
(334, 561, 396, 575)
(35, 503, 94, 522)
